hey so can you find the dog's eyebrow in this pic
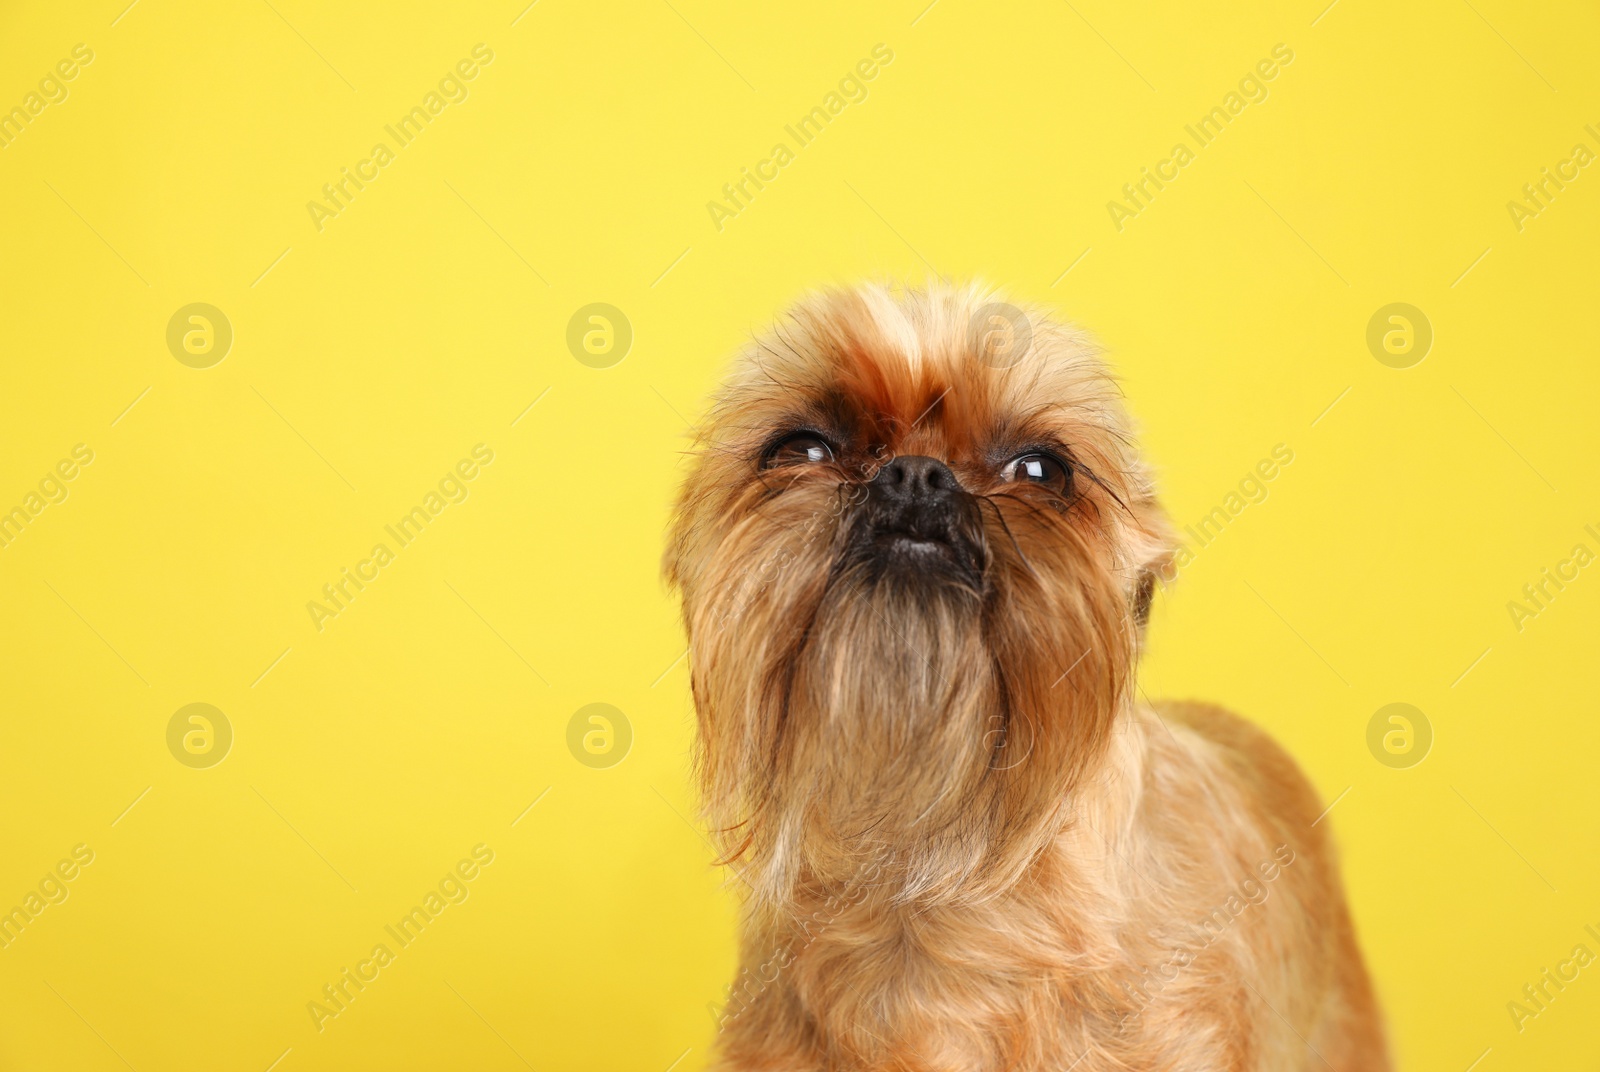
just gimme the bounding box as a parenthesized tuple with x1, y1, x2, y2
(813, 387, 866, 433)
(752, 391, 863, 451)
(983, 422, 1072, 461)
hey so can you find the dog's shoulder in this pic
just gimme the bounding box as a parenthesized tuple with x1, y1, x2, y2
(1142, 699, 1324, 831)
(1150, 699, 1288, 763)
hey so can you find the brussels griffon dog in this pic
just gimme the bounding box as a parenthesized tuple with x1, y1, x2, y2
(664, 282, 1387, 1070)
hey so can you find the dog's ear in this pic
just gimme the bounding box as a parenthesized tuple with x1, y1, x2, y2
(1123, 485, 1176, 633)
(1132, 570, 1157, 627)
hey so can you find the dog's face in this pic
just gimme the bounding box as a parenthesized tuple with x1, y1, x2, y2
(666, 283, 1172, 901)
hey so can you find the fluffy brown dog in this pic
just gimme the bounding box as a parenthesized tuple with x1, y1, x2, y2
(664, 282, 1388, 1070)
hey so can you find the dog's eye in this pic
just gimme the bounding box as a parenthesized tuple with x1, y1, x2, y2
(1003, 452, 1071, 494)
(764, 433, 835, 468)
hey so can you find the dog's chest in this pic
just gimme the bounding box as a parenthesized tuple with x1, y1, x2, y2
(754, 893, 1242, 1070)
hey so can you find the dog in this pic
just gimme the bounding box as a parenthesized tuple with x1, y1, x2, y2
(664, 282, 1388, 1070)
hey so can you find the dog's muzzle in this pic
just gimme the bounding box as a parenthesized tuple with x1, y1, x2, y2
(853, 455, 985, 583)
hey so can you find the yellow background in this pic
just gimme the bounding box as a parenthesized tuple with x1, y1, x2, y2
(1, 0, 1596, 1068)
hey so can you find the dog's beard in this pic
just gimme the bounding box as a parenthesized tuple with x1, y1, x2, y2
(685, 481, 1136, 907)
(779, 567, 995, 895)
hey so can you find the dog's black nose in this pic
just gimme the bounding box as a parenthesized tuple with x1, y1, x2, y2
(859, 454, 983, 582)
(872, 455, 960, 504)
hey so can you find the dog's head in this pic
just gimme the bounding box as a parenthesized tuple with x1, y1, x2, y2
(665, 282, 1173, 901)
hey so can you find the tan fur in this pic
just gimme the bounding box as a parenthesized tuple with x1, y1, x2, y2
(664, 282, 1388, 1070)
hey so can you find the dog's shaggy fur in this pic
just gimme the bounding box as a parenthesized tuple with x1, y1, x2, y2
(665, 282, 1388, 1070)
